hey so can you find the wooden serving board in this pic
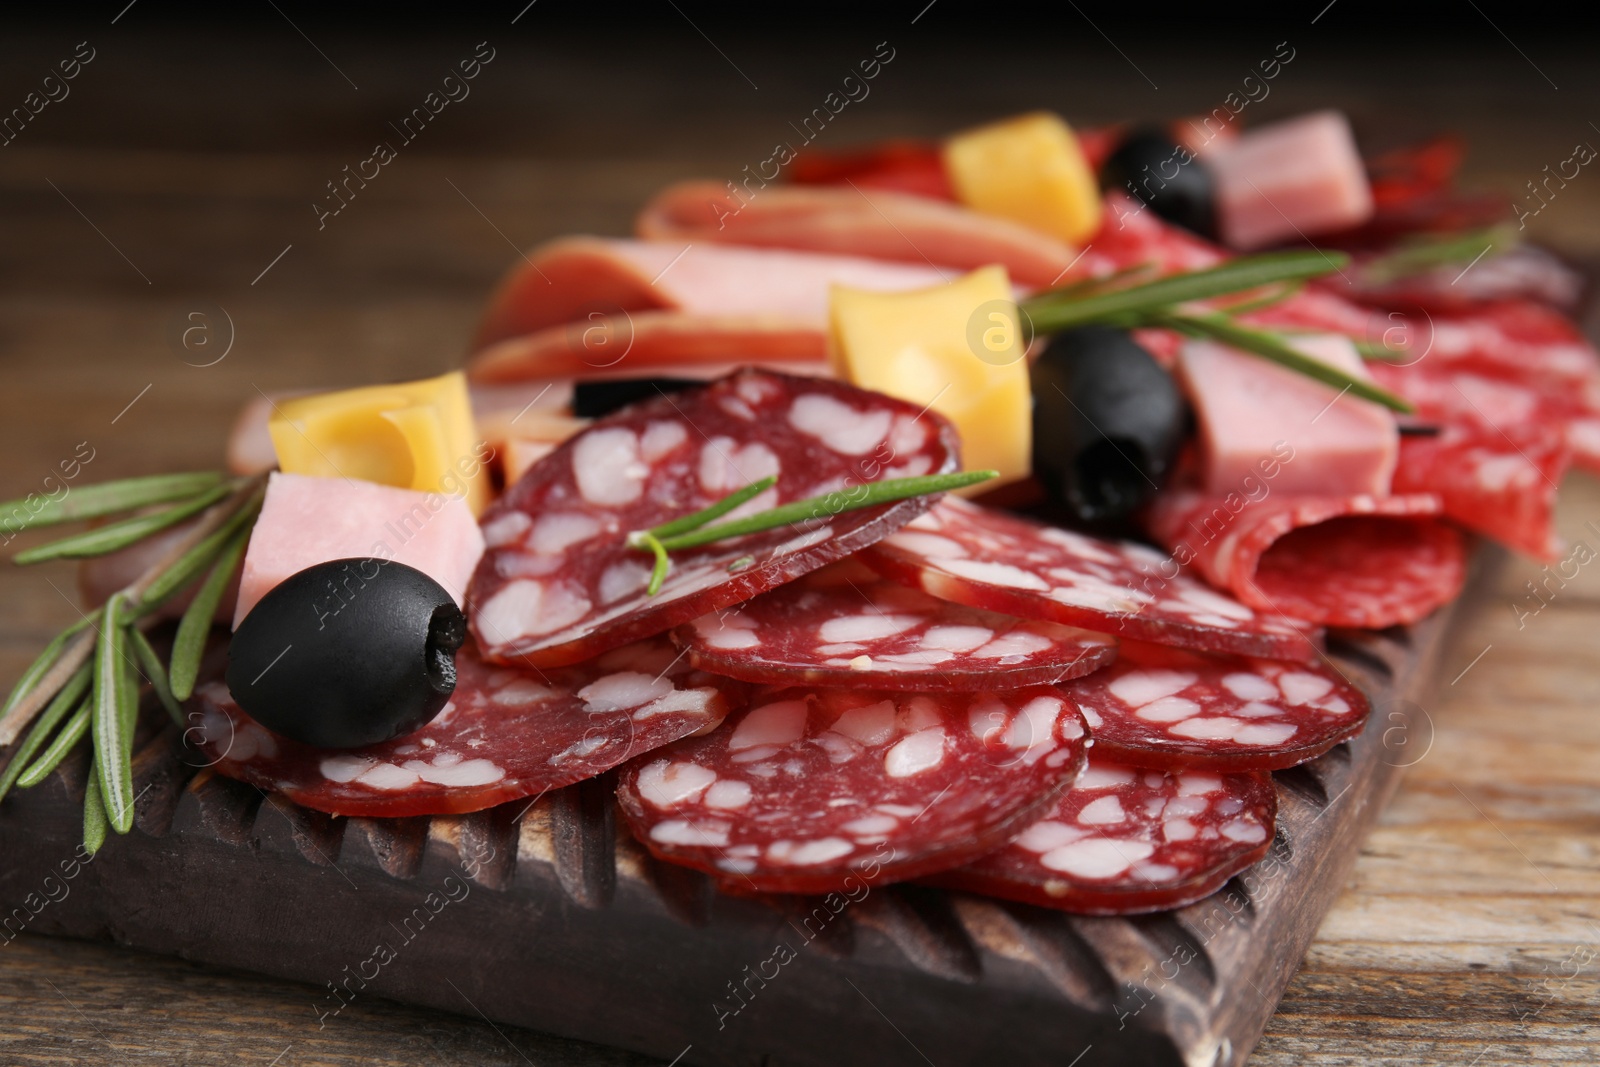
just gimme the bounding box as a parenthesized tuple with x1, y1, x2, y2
(0, 549, 1500, 1067)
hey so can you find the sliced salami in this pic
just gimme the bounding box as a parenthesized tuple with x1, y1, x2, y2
(928, 758, 1276, 915)
(467, 370, 959, 668)
(1392, 421, 1569, 559)
(189, 638, 743, 818)
(1067, 640, 1370, 770)
(861, 497, 1319, 661)
(616, 685, 1090, 894)
(1145, 491, 1467, 629)
(675, 558, 1117, 690)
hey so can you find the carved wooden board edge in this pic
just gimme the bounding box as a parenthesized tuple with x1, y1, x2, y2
(0, 546, 1505, 1067)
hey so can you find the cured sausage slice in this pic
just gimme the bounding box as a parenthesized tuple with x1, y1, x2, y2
(675, 559, 1117, 690)
(616, 685, 1090, 894)
(862, 497, 1319, 661)
(1145, 491, 1467, 629)
(467, 370, 959, 668)
(1392, 421, 1568, 560)
(1068, 640, 1369, 770)
(928, 758, 1276, 915)
(188, 638, 743, 818)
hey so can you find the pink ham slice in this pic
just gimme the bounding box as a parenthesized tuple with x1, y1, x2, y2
(468, 311, 831, 385)
(234, 473, 485, 627)
(1145, 491, 1466, 629)
(467, 370, 959, 668)
(675, 558, 1117, 690)
(927, 757, 1276, 915)
(471, 236, 950, 352)
(635, 180, 1083, 288)
(1066, 639, 1370, 771)
(862, 497, 1320, 660)
(1177, 334, 1397, 497)
(1208, 110, 1374, 250)
(190, 637, 743, 818)
(617, 684, 1091, 893)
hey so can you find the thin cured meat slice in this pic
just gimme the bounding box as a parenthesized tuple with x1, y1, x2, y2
(188, 638, 743, 818)
(635, 180, 1082, 288)
(467, 370, 960, 668)
(468, 311, 831, 384)
(927, 759, 1276, 915)
(861, 497, 1320, 661)
(1392, 421, 1569, 559)
(676, 558, 1117, 690)
(1067, 640, 1370, 770)
(471, 236, 950, 351)
(1145, 491, 1467, 629)
(616, 685, 1090, 893)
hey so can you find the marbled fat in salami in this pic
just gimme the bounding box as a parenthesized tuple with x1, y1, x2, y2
(675, 558, 1117, 690)
(862, 498, 1319, 661)
(468, 370, 959, 667)
(1068, 640, 1370, 770)
(189, 638, 743, 818)
(928, 758, 1276, 915)
(617, 685, 1090, 894)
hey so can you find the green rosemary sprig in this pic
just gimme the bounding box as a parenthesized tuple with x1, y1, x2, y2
(0, 470, 265, 853)
(1017, 249, 1414, 413)
(628, 470, 995, 595)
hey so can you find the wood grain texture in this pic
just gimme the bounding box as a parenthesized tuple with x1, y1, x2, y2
(1, 21, 1598, 1066)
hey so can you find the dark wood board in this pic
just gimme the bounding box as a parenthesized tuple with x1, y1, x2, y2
(0, 545, 1502, 1067)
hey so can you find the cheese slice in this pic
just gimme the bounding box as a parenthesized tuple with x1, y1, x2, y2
(943, 112, 1102, 244)
(829, 265, 1030, 488)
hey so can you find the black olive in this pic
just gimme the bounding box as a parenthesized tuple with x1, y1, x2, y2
(571, 376, 701, 418)
(227, 559, 466, 749)
(1102, 129, 1218, 240)
(1030, 326, 1188, 527)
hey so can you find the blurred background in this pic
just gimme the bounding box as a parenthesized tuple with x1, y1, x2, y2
(2, 2, 1598, 1063)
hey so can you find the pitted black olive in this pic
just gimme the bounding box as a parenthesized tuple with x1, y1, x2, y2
(1030, 326, 1188, 527)
(572, 377, 701, 418)
(226, 558, 466, 749)
(1102, 129, 1218, 240)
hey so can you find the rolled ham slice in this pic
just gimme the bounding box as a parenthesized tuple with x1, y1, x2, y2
(471, 236, 950, 352)
(635, 180, 1083, 287)
(1144, 491, 1467, 629)
(468, 311, 831, 384)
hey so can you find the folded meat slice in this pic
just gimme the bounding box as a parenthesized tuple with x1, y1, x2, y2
(468, 311, 831, 384)
(471, 236, 950, 351)
(635, 180, 1082, 287)
(1391, 421, 1569, 560)
(1145, 491, 1466, 629)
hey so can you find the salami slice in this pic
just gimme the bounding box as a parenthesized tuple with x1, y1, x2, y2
(861, 497, 1319, 661)
(616, 685, 1090, 894)
(1067, 640, 1369, 770)
(675, 558, 1117, 690)
(189, 637, 743, 818)
(467, 370, 959, 668)
(1146, 491, 1468, 629)
(1392, 420, 1569, 559)
(928, 758, 1276, 915)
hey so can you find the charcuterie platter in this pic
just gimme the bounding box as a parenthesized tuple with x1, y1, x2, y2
(0, 107, 1589, 1066)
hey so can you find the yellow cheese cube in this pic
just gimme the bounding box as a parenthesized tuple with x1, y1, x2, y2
(943, 111, 1102, 244)
(829, 265, 1030, 489)
(268, 370, 492, 515)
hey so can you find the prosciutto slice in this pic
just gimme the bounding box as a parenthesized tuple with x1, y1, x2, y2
(471, 236, 950, 351)
(635, 180, 1082, 287)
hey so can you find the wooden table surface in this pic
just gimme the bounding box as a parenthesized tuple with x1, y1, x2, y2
(1, 13, 1598, 1065)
